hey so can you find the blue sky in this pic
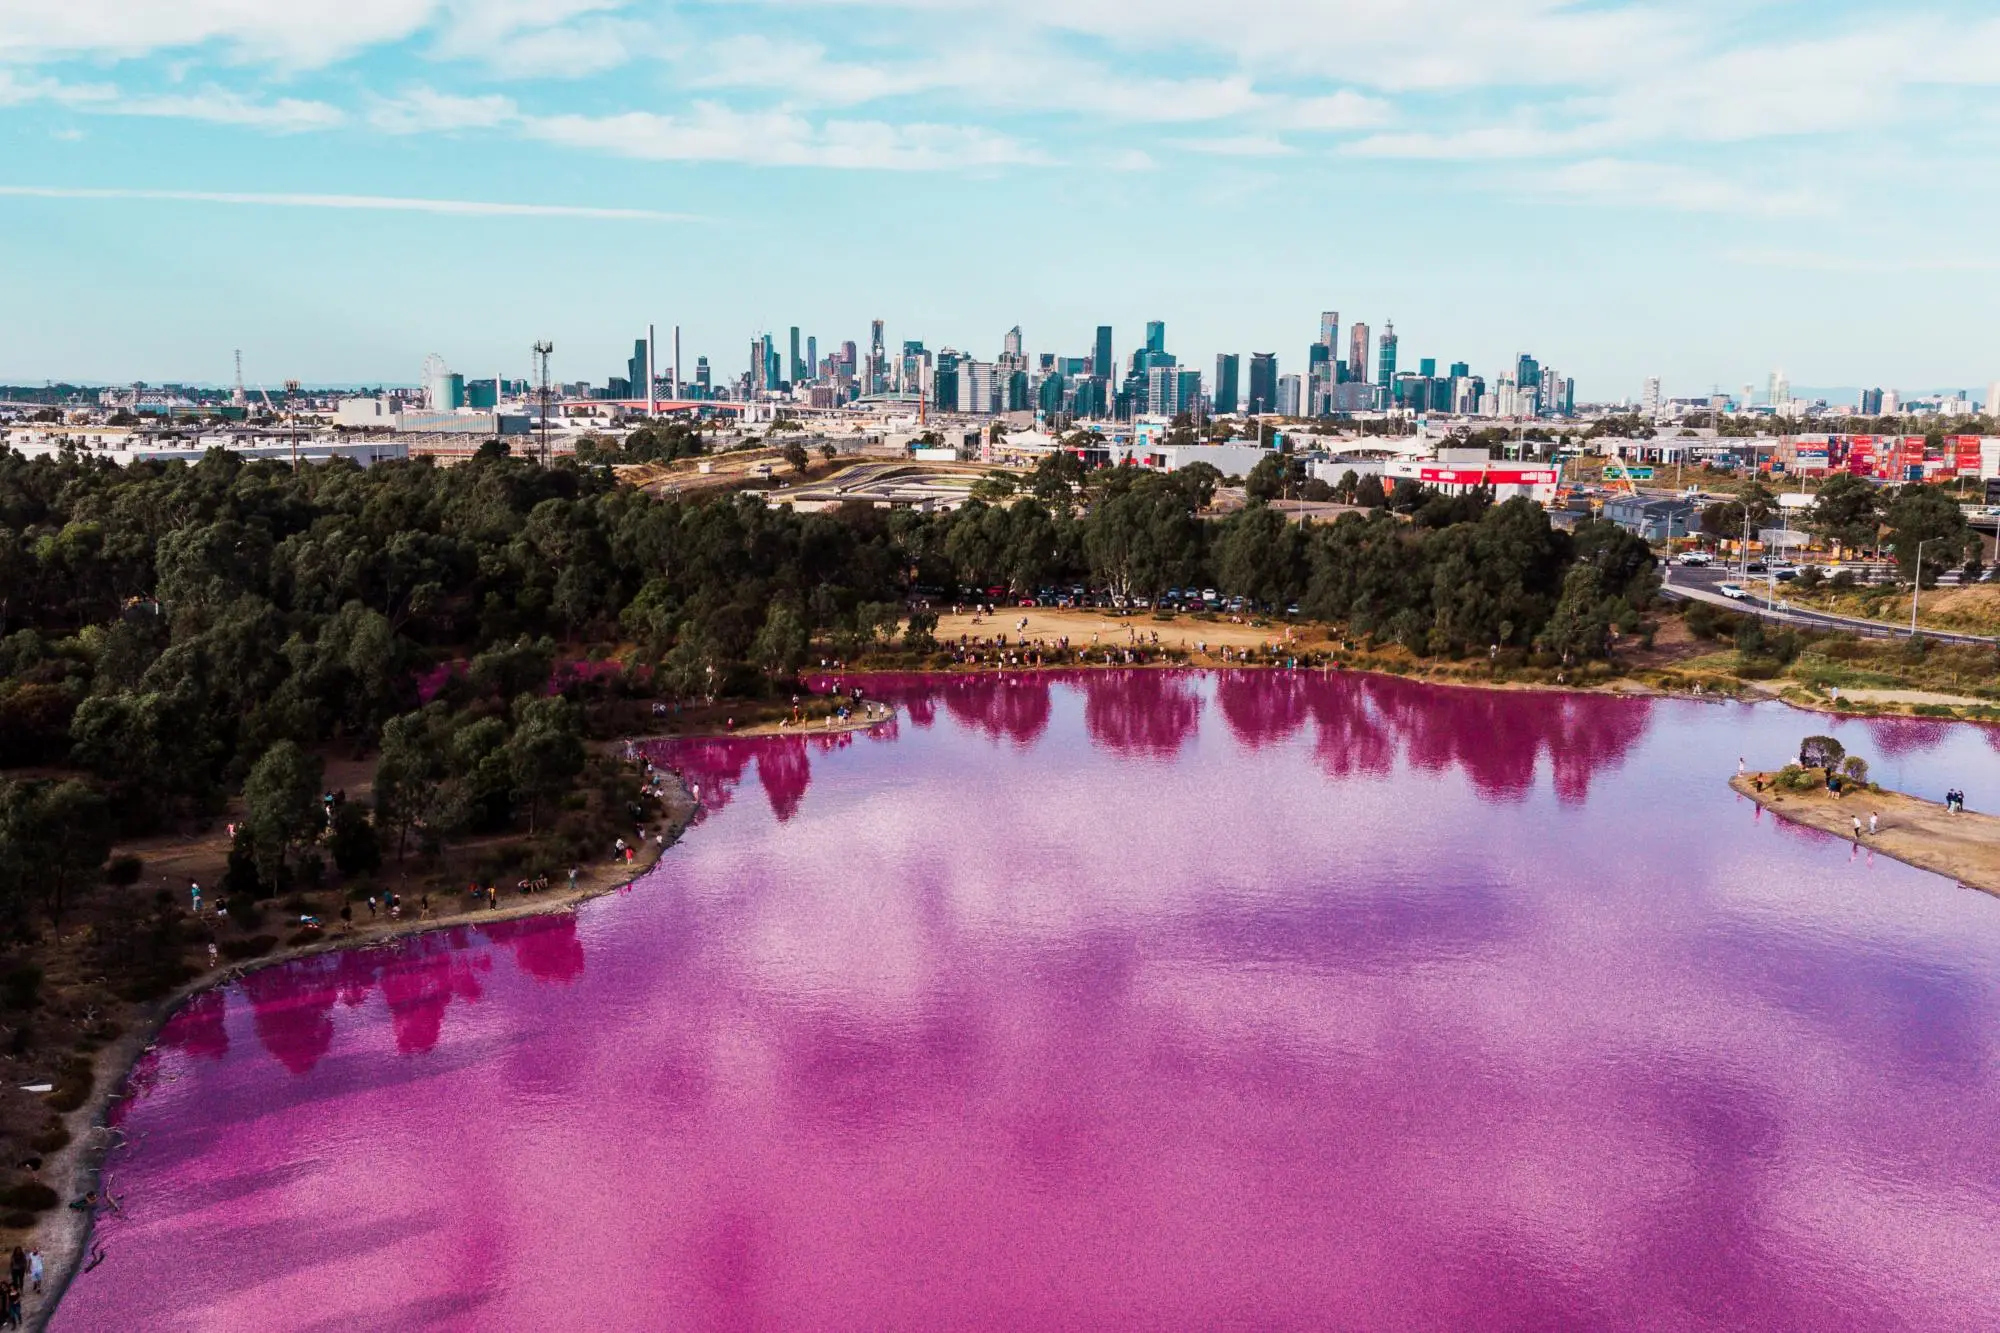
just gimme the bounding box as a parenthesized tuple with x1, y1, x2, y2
(2, 0, 1997, 402)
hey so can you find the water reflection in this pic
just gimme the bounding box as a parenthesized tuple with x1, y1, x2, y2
(153, 916, 586, 1075)
(63, 673, 2000, 1333)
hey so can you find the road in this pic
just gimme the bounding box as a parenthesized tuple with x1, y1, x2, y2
(1660, 566, 1996, 645)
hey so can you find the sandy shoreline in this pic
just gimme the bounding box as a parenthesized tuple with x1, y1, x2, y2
(28, 769, 701, 1332)
(1731, 774, 2000, 897)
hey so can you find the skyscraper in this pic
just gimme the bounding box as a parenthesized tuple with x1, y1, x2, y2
(1377, 323, 1398, 390)
(869, 320, 887, 395)
(1248, 353, 1278, 415)
(1214, 354, 1241, 414)
(1348, 323, 1370, 382)
(1146, 321, 1166, 356)
(789, 327, 803, 383)
(1641, 377, 1662, 417)
(806, 336, 818, 382)
(1094, 326, 1113, 378)
(1319, 311, 1339, 351)
(627, 339, 648, 400)
(1003, 326, 1024, 360)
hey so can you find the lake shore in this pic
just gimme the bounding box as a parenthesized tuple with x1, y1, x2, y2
(28, 770, 700, 1332)
(1731, 774, 2000, 897)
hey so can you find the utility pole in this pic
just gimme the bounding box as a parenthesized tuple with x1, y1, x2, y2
(285, 379, 301, 469)
(1913, 537, 1936, 635)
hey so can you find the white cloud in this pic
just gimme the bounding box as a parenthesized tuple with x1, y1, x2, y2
(0, 0, 439, 67)
(1722, 246, 2000, 275)
(1528, 159, 1825, 220)
(521, 101, 1045, 170)
(0, 185, 693, 220)
(0, 71, 344, 131)
(1170, 134, 1295, 157)
(368, 88, 518, 133)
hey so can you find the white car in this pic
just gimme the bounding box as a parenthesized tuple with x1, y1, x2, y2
(1677, 551, 1713, 567)
(1718, 583, 1749, 601)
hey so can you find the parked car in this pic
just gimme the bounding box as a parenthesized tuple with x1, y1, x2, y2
(1718, 583, 1749, 600)
(1201, 588, 1219, 604)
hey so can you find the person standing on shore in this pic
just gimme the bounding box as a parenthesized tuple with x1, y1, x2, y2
(1869, 812, 1879, 835)
(1852, 815, 1864, 839)
(8, 1249, 22, 1296)
(26, 1250, 40, 1294)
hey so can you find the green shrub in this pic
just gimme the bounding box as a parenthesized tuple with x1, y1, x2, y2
(0, 961, 43, 1012)
(219, 934, 277, 962)
(28, 1124, 71, 1155)
(0, 1183, 58, 1212)
(105, 854, 144, 886)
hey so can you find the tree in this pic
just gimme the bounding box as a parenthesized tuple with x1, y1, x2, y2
(1355, 474, 1387, 508)
(904, 607, 939, 651)
(1539, 563, 1611, 661)
(750, 600, 809, 679)
(783, 441, 810, 475)
(1245, 453, 1305, 504)
(506, 695, 585, 834)
(1883, 484, 1975, 582)
(327, 800, 382, 876)
(373, 710, 449, 863)
(242, 740, 325, 885)
(0, 779, 111, 926)
(1807, 474, 1881, 552)
(1799, 735, 1845, 771)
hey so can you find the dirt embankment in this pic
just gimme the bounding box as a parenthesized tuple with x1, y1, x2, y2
(1731, 774, 2000, 896)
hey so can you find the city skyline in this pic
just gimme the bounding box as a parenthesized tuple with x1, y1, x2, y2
(2, 1, 1998, 390)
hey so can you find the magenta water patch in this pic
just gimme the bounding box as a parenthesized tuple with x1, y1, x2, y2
(55, 673, 2000, 1330)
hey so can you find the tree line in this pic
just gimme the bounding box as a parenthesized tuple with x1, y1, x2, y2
(0, 445, 1655, 912)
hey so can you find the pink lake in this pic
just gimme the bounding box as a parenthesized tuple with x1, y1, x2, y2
(54, 672, 2000, 1330)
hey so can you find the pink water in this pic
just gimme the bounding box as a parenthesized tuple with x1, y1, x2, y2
(56, 672, 2000, 1330)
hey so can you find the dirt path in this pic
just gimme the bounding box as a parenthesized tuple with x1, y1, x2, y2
(936, 608, 1327, 655)
(1732, 774, 2000, 895)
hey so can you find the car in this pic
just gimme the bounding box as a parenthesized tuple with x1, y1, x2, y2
(1676, 551, 1713, 567)
(1718, 583, 1749, 600)
(1771, 565, 1803, 582)
(1019, 597, 1037, 607)
(1285, 603, 1301, 617)
(1131, 597, 1151, 610)
(1201, 588, 1219, 604)
(1744, 560, 1767, 574)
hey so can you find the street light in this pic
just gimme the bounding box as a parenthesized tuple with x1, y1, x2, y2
(1912, 537, 1937, 635)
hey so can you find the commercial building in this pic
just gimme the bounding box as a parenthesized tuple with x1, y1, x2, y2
(1382, 448, 1558, 504)
(1214, 354, 1241, 414)
(1276, 374, 1303, 417)
(1603, 496, 1695, 542)
(1248, 353, 1278, 415)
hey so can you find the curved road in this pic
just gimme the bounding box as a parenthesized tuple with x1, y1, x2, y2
(1660, 566, 1996, 645)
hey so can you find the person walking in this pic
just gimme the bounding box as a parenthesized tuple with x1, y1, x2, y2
(189, 880, 202, 914)
(1737, 757, 1745, 776)
(1852, 815, 1864, 839)
(1869, 812, 1879, 835)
